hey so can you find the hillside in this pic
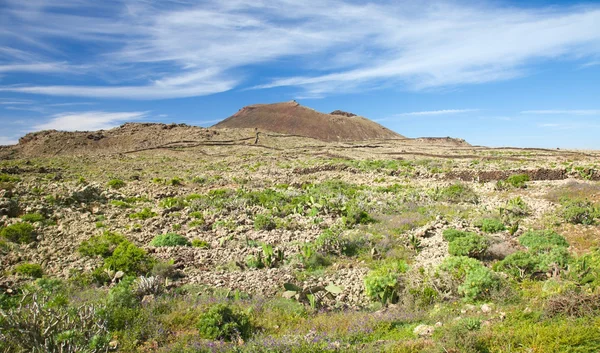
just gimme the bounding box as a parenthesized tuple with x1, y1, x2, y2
(213, 101, 404, 141)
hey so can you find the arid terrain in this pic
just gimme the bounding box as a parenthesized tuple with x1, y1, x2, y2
(1, 114, 600, 352)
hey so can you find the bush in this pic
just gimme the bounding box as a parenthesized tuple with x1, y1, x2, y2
(197, 303, 252, 341)
(342, 202, 375, 226)
(0, 174, 20, 182)
(107, 179, 126, 189)
(104, 242, 154, 275)
(14, 263, 43, 278)
(438, 256, 500, 300)
(518, 230, 568, 250)
(254, 214, 276, 231)
(191, 239, 210, 248)
(168, 177, 183, 186)
(443, 229, 472, 242)
(150, 233, 190, 247)
(498, 174, 530, 189)
(448, 233, 488, 258)
(458, 266, 499, 300)
(79, 231, 128, 258)
(494, 247, 570, 279)
(1, 222, 36, 243)
(0, 291, 110, 353)
(560, 198, 598, 225)
(439, 256, 499, 301)
(129, 207, 157, 220)
(364, 260, 409, 304)
(435, 183, 479, 204)
(476, 218, 505, 233)
(20, 213, 45, 223)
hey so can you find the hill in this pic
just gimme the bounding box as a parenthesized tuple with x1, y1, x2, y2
(213, 101, 404, 141)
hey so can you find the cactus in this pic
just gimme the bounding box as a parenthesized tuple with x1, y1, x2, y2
(133, 275, 163, 297)
(282, 282, 343, 309)
(0, 291, 110, 353)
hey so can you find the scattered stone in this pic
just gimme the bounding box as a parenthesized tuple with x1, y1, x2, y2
(413, 324, 435, 337)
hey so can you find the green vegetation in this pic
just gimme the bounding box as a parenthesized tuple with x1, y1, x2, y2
(0, 173, 20, 182)
(4, 149, 600, 352)
(129, 207, 157, 220)
(191, 239, 210, 248)
(560, 198, 599, 225)
(494, 230, 570, 279)
(150, 233, 191, 247)
(364, 260, 408, 304)
(107, 178, 126, 189)
(20, 213, 45, 223)
(197, 303, 252, 341)
(448, 233, 489, 258)
(476, 218, 506, 233)
(79, 232, 153, 277)
(254, 213, 276, 231)
(0, 222, 36, 243)
(433, 183, 479, 204)
(14, 263, 43, 278)
(497, 173, 530, 189)
(439, 256, 499, 300)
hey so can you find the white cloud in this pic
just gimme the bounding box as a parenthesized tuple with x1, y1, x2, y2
(33, 111, 147, 131)
(0, 62, 70, 73)
(0, 1, 599, 98)
(0, 136, 18, 145)
(522, 109, 600, 115)
(396, 109, 479, 117)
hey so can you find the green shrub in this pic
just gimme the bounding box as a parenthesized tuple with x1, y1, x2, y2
(0, 174, 20, 182)
(503, 174, 530, 189)
(299, 243, 330, 270)
(129, 207, 157, 220)
(476, 218, 505, 233)
(435, 183, 479, 204)
(458, 266, 499, 300)
(159, 197, 186, 209)
(190, 211, 204, 220)
(448, 233, 488, 258)
(442, 229, 472, 242)
(191, 239, 210, 248)
(14, 263, 43, 278)
(560, 198, 599, 225)
(439, 256, 499, 300)
(104, 242, 154, 275)
(364, 260, 409, 304)
(168, 177, 183, 186)
(150, 233, 190, 247)
(0, 223, 36, 243)
(107, 179, 126, 189)
(196, 303, 252, 341)
(79, 232, 128, 258)
(494, 247, 570, 279)
(254, 214, 276, 231)
(245, 254, 264, 269)
(342, 202, 375, 226)
(518, 230, 569, 250)
(110, 200, 132, 208)
(20, 213, 45, 223)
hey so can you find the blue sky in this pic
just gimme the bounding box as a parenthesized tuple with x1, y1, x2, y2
(1, 0, 599, 148)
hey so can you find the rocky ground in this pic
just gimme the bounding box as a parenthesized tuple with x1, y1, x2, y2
(2, 129, 599, 311)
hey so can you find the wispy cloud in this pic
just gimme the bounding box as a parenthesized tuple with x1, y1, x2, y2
(0, 1, 599, 98)
(522, 109, 600, 115)
(396, 109, 479, 117)
(0, 62, 71, 73)
(0, 136, 19, 145)
(33, 111, 147, 131)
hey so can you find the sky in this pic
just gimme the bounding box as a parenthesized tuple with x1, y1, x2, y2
(1, 0, 600, 149)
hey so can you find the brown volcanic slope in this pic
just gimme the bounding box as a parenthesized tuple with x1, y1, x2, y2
(213, 101, 404, 141)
